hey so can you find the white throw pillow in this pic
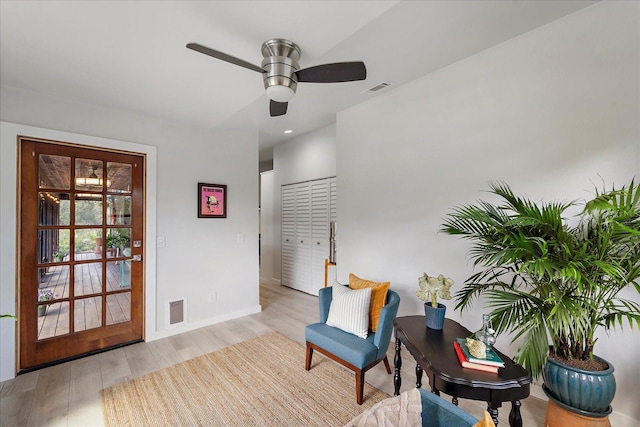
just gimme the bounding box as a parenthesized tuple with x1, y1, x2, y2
(326, 283, 371, 339)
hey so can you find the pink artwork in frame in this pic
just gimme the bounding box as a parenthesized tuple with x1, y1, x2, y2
(198, 183, 227, 218)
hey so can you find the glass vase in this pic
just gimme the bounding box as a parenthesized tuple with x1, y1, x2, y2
(475, 313, 496, 351)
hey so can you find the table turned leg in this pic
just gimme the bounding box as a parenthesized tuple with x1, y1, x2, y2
(452, 396, 458, 406)
(393, 338, 402, 396)
(487, 405, 499, 426)
(508, 401, 522, 427)
(415, 363, 423, 388)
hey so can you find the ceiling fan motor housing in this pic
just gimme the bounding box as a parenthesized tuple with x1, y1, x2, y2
(261, 39, 301, 102)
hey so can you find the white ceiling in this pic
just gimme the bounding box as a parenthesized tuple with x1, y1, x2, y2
(1, 1, 597, 162)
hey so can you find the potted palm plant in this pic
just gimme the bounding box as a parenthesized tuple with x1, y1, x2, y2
(440, 180, 640, 422)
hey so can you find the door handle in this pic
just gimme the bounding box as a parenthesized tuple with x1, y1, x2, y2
(132, 254, 142, 262)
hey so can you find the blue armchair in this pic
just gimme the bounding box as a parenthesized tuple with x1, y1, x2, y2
(346, 388, 480, 426)
(419, 388, 479, 427)
(305, 286, 400, 404)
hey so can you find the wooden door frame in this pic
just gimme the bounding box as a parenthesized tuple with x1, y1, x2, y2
(16, 136, 147, 372)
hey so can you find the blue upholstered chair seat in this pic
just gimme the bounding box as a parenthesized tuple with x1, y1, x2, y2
(305, 323, 379, 368)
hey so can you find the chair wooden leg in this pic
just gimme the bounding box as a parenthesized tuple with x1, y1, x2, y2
(383, 356, 391, 374)
(306, 341, 391, 404)
(305, 342, 313, 371)
(356, 369, 365, 405)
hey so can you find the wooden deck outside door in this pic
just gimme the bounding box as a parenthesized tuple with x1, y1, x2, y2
(18, 138, 145, 371)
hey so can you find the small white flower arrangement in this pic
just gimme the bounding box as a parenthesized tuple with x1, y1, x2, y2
(416, 273, 454, 308)
(38, 289, 55, 302)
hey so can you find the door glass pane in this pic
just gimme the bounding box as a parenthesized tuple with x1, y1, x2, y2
(75, 159, 104, 191)
(38, 229, 70, 264)
(74, 263, 103, 296)
(107, 162, 132, 194)
(106, 228, 131, 258)
(106, 292, 131, 325)
(38, 193, 70, 226)
(39, 155, 71, 190)
(74, 194, 103, 225)
(74, 297, 103, 332)
(107, 195, 132, 225)
(74, 228, 102, 261)
(39, 266, 69, 299)
(38, 301, 69, 340)
(107, 260, 130, 290)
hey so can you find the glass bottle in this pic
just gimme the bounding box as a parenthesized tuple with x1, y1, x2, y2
(475, 314, 496, 351)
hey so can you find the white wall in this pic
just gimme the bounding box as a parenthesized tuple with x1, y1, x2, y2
(0, 87, 260, 381)
(337, 2, 639, 424)
(271, 124, 337, 283)
(260, 170, 276, 284)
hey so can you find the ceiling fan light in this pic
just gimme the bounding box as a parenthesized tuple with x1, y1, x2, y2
(265, 85, 295, 103)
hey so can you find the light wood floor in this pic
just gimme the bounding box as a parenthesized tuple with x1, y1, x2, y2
(0, 281, 546, 426)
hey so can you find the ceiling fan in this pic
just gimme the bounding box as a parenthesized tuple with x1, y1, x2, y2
(186, 38, 367, 117)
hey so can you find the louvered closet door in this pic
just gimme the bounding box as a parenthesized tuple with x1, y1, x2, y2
(294, 183, 312, 292)
(311, 180, 330, 294)
(281, 178, 335, 296)
(330, 177, 336, 223)
(329, 177, 337, 263)
(281, 185, 296, 288)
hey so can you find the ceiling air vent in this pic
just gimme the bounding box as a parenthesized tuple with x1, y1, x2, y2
(365, 81, 392, 93)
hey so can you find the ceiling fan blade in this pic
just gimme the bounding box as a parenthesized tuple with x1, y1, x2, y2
(270, 100, 288, 117)
(186, 43, 264, 74)
(296, 62, 366, 83)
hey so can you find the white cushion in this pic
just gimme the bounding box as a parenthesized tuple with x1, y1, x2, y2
(326, 283, 371, 339)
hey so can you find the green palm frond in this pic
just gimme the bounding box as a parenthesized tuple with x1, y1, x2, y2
(599, 298, 640, 329)
(513, 322, 550, 379)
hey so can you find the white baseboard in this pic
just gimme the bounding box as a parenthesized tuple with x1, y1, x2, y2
(146, 304, 262, 341)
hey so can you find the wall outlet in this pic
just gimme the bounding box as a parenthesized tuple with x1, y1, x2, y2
(209, 292, 217, 303)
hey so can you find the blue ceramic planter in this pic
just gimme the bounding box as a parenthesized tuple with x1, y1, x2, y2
(424, 302, 446, 330)
(543, 354, 616, 415)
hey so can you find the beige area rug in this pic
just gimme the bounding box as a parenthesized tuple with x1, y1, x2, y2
(101, 331, 390, 426)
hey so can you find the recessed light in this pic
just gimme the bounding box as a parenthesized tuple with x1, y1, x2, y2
(284, 129, 293, 134)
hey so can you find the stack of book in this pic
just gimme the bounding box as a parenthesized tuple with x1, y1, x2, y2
(453, 338, 505, 373)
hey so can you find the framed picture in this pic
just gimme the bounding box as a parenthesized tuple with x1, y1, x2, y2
(198, 183, 227, 218)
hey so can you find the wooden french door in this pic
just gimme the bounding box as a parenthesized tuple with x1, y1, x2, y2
(18, 137, 145, 371)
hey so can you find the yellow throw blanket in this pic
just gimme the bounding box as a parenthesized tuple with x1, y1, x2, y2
(344, 388, 422, 427)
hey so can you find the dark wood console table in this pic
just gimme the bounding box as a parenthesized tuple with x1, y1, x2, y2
(394, 316, 532, 427)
